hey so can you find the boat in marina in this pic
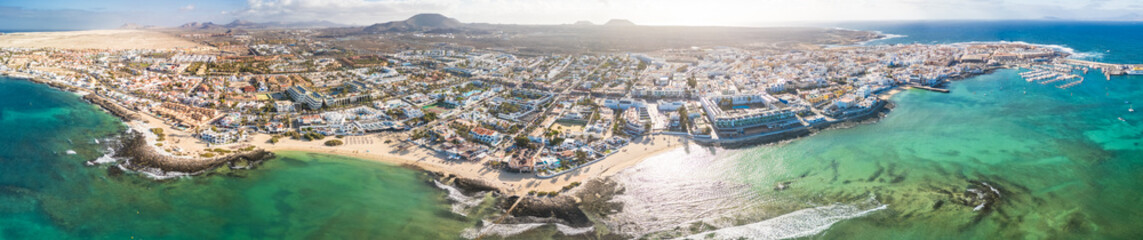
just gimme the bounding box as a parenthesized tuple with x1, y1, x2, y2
(1127, 66, 1143, 75)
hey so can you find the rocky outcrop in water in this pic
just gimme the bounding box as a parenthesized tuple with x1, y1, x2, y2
(452, 176, 501, 195)
(114, 131, 273, 174)
(957, 181, 1004, 213)
(501, 195, 593, 228)
(423, 171, 604, 229)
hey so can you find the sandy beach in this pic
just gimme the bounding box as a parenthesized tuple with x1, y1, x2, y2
(248, 133, 683, 194)
(0, 30, 208, 50)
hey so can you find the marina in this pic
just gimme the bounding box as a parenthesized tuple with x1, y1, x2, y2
(1019, 62, 1088, 89)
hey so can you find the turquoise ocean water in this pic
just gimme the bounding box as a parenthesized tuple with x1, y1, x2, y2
(598, 21, 1143, 239)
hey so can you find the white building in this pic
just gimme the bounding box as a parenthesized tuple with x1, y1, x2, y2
(470, 127, 503, 144)
(274, 101, 296, 113)
(199, 129, 244, 145)
(603, 98, 646, 110)
(286, 86, 324, 110)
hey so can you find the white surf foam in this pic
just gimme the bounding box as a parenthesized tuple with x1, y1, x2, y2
(116, 160, 193, 180)
(460, 220, 595, 239)
(461, 220, 545, 239)
(862, 32, 907, 45)
(555, 223, 595, 236)
(680, 204, 888, 240)
(947, 41, 1104, 60)
(432, 180, 486, 216)
(89, 148, 119, 165)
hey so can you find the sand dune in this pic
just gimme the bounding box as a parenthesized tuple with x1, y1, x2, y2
(0, 30, 207, 50)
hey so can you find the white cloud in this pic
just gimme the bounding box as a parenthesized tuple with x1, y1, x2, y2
(180, 4, 196, 12)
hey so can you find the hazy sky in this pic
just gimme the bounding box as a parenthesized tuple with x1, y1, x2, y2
(1, 0, 1140, 30)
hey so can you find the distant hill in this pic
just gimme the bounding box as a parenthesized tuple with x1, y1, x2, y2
(573, 21, 595, 26)
(1108, 13, 1143, 21)
(364, 13, 464, 33)
(1043, 14, 1143, 22)
(336, 14, 882, 55)
(179, 22, 225, 30)
(603, 19, 636, 26)
(119, 23, 160, 30)
(177, 20, 349, 30)
(223, 20, 349, 29)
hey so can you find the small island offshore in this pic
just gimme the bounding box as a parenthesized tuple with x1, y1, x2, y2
(3, 14, 1140, 238)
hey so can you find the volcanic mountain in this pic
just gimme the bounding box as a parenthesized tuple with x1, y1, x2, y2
(363, 13, 464, 33)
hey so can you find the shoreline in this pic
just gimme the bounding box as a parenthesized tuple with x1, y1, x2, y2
(248, 133, 684, 194)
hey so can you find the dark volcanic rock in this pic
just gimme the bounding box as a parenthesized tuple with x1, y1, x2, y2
(957, 181, 1004, 213)
(452, 177, 501, 195)
(502, 195, 592, 227)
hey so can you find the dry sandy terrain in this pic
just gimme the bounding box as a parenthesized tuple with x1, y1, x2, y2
(0, 30, 207, 50)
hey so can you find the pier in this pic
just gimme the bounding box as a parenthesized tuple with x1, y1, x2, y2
(909, 85, 950, 93)
(1061, 59, 1127, 75)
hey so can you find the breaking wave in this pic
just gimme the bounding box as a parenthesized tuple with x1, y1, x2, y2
(857, 31, 908, 45)
(87, 148, 119, 165)
(681, 204, 888, 240)
(432, 180, 486, 216)
(116, 160, 194, 180)
(460, 220, 594, 239)
(947, 41, 1105, 60)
